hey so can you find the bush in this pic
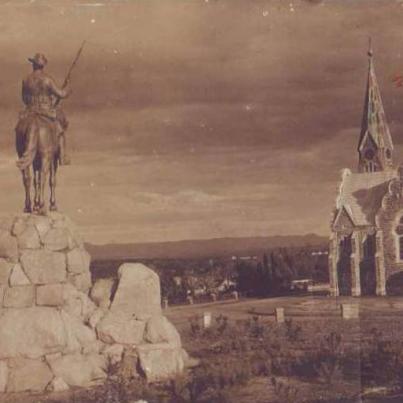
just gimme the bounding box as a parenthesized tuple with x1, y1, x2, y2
(360, 327, 403, 387)
(314, 332, 343, 384)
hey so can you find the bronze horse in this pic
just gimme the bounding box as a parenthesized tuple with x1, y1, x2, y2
(16, 114, 60, 215)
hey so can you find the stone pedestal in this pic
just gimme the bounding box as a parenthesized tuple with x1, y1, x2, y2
(341, 303, 359, 319)
(275, 307, 285, 323)
(0, 213, 100, 393)
(203, 312, 212, 328)
(0, 214, 189, 394)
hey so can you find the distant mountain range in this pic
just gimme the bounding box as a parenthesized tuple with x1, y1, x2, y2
(86, 234, 328, 261)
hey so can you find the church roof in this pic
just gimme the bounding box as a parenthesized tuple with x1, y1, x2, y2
(358, 46, 394, 152)
(336, 169, 396, 226)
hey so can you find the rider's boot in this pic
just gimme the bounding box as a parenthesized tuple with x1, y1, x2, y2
(59, 134, 71, 166)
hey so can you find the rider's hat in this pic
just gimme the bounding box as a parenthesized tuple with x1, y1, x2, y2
(28, 53, 48, 68)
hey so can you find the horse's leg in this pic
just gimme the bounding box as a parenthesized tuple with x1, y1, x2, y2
(33, 169, 40, 212)
(49, 158, 57, 211)
(21, 167, 32, 213)
(39, 155, 50, 215)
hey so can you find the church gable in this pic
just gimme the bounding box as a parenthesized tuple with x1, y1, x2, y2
(333, 206, 355, 232)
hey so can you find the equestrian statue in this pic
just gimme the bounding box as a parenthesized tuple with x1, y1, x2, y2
(15, 42, 85, 214)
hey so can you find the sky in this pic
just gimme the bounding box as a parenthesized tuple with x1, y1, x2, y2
(1, 0, 403, 244)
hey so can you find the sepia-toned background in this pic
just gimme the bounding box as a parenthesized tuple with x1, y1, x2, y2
(1, 0, 403, 243)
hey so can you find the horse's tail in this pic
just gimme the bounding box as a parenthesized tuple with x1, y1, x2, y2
(16, 123, 38, 171)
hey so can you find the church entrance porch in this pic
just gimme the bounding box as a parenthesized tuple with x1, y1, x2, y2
(360, 234, 376, 296)
(337, 235, 352, 296)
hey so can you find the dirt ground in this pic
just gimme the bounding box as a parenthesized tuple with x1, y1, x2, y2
(165, 294, 403, 330)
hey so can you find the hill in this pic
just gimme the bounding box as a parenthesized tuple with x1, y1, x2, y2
(86, 234, 328, 261)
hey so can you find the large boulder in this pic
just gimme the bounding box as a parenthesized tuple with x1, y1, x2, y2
(144, 315, 182, 348)
(137, 343, 185, 382)
(0, 259, 12, 284)
(3, 285, 35, 308)
(7, 358, 53, 392)
(0, 307, 66, 359)
(96, 311, 145, 345)
(110, 263, 161, 320)
(0, 230, 18, 262)
(48, 353, 107, 387)
(67, 248, 91, 274)
(36, 284, 64, 306)
(61, 310, 97, 354)
(90, 278, 114, 309)
(9, 263, 30, 286)
(20, 249, 66, 284)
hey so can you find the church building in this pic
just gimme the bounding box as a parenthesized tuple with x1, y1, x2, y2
(329, 45, 403, 297)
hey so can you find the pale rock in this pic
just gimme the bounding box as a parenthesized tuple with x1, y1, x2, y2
(0, 216, 15, 232)
(48, 211, 65, 222)
(0, 230, 18, 262)
(137, 343, 184, 382)
(7, 358, 53, 392)
(61, 310, 97, 354)
(47, 376, 69, 392)
(45, 352, 62, 363)
(180, 348, 199, 368)
(21, 249, 66, 284)
(11, 217, 27, 237)
(43, 228, 69, 251)
(90, 278, 114, 309)
(144, 316, 181, 348)
(0, 307, 66, 359)
(29, 215, 51, 240)
(61, 216, 83, 246)
(89, 308, 106, 329)
(0, 258, 12, 284)
(62, 283, 83, 317)
(49, 354, 107, 387)
(0, 361, 8, 392)
(68, 272, 92, 293)
(103, 344, 124, 365)
(9, 263, 30, 286)
(36, 284, 64, 306)
(3, 285, 34, 308)
(111, 263, 161, 320)
(96, 311, 145, 345)
(63, 283, 96, 320)
(17, 225, 40, 249)
(82, 339, 104, 355)
(67, 248, 91, 274)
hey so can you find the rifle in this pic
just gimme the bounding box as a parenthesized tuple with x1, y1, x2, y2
(54, 40, 86, 107)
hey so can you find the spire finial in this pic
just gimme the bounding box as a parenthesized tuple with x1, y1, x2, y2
(368, 36, 373, 58)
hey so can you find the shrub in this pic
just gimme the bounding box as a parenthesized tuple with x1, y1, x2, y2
(314, 332, 343, 384)
(270, 377, 301, 403)
(361, 327, 403, 387)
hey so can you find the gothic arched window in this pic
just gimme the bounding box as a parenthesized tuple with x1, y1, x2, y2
(395, 216, 403, 261)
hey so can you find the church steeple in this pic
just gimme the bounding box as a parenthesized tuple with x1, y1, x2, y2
(358, 39, 394, 173)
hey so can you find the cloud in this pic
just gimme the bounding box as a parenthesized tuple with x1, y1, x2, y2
(2, 1, 403, 243)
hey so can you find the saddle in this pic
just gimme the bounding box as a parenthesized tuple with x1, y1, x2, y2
(15, 109, 58, 138)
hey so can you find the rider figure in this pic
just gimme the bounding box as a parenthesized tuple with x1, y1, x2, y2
(17, 53, 71, 169)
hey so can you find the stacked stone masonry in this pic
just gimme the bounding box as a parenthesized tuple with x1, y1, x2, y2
(0, 213, 190, 394)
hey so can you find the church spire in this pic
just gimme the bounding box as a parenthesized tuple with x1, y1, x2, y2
(358, 38, 394, 173)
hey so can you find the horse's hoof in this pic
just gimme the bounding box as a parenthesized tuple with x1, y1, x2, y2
(49, 204, 57, 212)
(24, 207, 32, 214)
